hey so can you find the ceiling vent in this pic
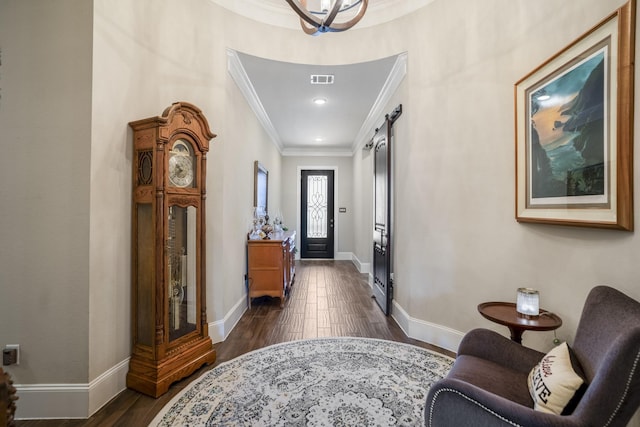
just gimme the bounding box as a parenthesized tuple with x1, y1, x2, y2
(310, 74, 335, 85)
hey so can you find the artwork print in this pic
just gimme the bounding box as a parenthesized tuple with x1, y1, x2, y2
(515, 0, 634, 230)
(527, 42, 609, 208)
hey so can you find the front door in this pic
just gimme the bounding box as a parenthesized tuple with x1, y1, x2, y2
(301, 170, 335, 258)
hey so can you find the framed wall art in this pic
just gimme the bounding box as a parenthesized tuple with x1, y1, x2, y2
(515, 0, 635, 230)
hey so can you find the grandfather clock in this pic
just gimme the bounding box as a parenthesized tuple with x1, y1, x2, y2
(127, 102, 216, 398)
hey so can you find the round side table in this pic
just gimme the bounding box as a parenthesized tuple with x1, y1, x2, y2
(477, 301, 562, 344)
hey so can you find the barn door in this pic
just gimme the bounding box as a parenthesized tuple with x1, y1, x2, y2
(372, 120, 392, 315)
(371, 105, 402, 315)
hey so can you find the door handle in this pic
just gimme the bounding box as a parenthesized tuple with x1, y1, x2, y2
(329, 219, 334, 228)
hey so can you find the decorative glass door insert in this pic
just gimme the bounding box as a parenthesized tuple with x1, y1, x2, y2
(307, 175, 328, 238)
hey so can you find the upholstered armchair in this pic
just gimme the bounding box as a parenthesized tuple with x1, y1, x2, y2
(425, 286, 640, 426)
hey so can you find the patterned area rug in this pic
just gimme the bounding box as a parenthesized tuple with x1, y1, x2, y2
(150, 337, 453, 426)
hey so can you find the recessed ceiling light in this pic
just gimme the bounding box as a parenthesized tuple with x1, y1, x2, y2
(314, 137, 323, 142)
(313, 97, 327, 105)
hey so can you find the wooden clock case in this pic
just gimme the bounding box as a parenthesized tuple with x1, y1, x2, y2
(126, 102, 216, 398)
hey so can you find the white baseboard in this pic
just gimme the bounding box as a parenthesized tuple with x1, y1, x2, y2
(208, 293, 248, 343)
(88, 358, 129, 416)
(15, 296, 248, 420)
(391, 299, 464, 354)
(14, 273, 460, 420)
(295, 252, 354, 262)
(14, 357, 129, 420)
(15, 384, 89, 420)
(351, 253, 371, 275)
(349, 257, 462, 353)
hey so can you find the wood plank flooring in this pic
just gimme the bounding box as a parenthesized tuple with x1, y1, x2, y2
(16, 260, 453, 427)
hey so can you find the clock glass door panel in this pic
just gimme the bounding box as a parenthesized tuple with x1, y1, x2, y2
(167, 205, 198, 342)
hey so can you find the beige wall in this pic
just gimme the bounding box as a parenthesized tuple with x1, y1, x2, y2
(1, 0, 638, 420)
(0, 0, 93, 385)
(90, 0, 285, 385)
(389, 0, 639, 352)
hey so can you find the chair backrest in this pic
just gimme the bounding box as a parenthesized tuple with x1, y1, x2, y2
(570, 286, 640, 426)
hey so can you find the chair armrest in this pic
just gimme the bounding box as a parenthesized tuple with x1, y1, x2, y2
(457, 328, 544, 374)
(425, 378, 581, 427)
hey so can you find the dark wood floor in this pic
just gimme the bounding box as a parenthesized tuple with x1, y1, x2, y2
(17, 260, 452, 427)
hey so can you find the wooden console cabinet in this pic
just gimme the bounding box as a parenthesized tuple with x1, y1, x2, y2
(247, 231, 296, 307)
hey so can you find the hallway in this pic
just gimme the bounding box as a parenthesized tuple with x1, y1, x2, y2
(216, 260, 451, 363)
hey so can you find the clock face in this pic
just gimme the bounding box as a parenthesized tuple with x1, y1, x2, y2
(169, 140, 194, 188)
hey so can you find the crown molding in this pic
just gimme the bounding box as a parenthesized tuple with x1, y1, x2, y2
(351, 51, 407, 152)
(227, 49, 284, 152)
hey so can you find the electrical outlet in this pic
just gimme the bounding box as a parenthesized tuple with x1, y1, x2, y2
(3, 345, 20, 365)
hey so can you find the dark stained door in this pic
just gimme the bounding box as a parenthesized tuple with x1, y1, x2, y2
(372, 121, 392, 315)
(301, 170, 335, 258)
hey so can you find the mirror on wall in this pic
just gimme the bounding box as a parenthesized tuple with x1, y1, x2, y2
(254, 161, 268, 216)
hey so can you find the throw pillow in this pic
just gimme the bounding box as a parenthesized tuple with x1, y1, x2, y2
(527, 342, 586, 415)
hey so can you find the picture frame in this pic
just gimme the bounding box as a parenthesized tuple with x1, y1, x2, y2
(515, 0, 635, 231)
(254, 161, 268, 216)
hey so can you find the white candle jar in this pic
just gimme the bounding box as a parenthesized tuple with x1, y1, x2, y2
(516, 288, 540, 317)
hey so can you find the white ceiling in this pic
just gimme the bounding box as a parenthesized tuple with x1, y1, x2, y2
(219, 0, 429, 155)
(233, 52, 401, 155)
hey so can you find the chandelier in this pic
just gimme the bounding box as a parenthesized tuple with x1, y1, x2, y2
(285, 0, 368, 36)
